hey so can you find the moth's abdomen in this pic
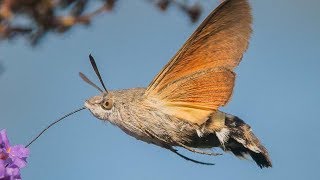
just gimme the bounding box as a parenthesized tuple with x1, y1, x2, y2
(197, 112, 272, 168)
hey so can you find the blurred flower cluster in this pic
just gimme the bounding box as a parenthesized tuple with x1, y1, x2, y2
(0, 129, 29, 180)
(0, 0, 202, 45)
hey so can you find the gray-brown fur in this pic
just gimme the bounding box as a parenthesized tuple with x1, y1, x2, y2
(86, 88, 199, 148)
(85, 88, 272, 168)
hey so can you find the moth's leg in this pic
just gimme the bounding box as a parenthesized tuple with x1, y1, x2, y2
(144, 129, 214, 165)
(176, 141, 222, 156)
(169, 148, 215, 166)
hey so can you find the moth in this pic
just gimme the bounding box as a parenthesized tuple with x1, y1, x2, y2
(81, 0, 272, 168)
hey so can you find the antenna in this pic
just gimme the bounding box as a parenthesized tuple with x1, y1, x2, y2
(79, 72, 103, 92)
(89, 54, 108, 93)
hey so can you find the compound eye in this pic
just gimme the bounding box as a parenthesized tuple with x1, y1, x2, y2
(101, 99, 113, 110)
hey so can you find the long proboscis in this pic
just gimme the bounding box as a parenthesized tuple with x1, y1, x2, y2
(89, 54, 108, 93)
(25, 107, 86, 148)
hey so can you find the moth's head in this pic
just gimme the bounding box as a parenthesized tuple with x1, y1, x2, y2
(84, 92, 114, 120)
(80, 54, 114, 120)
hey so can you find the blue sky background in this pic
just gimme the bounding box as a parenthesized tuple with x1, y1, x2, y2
(1, 0, 319, 179)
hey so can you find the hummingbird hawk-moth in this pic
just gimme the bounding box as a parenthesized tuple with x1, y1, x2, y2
(81, 0, 272, 168)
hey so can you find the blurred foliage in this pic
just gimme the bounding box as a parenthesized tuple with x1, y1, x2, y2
(0, 0, 203, 45)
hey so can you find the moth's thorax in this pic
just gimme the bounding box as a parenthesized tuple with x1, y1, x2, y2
(85, 88, 199, 147)
(84, 88, 145, 120)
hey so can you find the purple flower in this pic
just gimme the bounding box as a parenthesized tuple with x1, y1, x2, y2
(0, 129, 29, 180)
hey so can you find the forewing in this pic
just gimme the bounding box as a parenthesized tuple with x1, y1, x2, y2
(147, 68, 235, 125)
(145, 0, 252, 125)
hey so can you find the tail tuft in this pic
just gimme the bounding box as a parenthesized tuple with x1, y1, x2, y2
(200, 112, 272, 168)
(223, 114, 272, 168)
